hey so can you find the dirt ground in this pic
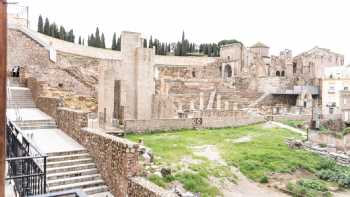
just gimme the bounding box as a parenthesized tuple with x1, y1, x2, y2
(192, 144, 289, 197)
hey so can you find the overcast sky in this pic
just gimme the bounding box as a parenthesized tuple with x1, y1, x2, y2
(9, 0, 350, 64)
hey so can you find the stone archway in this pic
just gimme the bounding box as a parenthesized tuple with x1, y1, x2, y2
(224, 64, 232, 79)
(281, 70, 285, 77)
(276, 71, 280, 77)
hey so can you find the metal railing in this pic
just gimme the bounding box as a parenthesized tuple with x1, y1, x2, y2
(7, 79, 22, 121)
(6, 120, 47, 197)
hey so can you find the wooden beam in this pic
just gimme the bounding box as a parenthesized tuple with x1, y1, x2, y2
(0, 0, 7, 197)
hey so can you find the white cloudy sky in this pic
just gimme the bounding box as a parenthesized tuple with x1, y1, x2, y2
(9, 0, 350, 63)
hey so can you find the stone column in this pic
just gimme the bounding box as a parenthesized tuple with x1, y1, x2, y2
(199, 92, 204, 110)
(216, 94, 221, 110)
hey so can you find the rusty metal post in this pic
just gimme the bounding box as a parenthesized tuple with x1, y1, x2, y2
(0, 0, 7, 196)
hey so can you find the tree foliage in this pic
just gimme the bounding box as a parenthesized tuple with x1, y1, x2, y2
(39, 15, 77, 43)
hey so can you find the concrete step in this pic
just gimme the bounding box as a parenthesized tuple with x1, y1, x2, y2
(47, 158, 93, 168)
(47, 153, 91, 163)
(48, 179, 105, 193)
(47, 168, 99, 181)
(15, 119, 56, 124)
(47, 163, 96, 174)
(47, 150, 88, 157)
(47, 174, 101, 187)
(20, 125, 57, 130)
(83, 185, 109, 195)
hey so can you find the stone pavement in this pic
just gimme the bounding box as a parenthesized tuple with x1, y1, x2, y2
(21, 128, 84, 154)
(7, 108, 53, 121)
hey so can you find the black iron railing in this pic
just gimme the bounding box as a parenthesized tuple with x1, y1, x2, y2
(6, 120, 47, 197)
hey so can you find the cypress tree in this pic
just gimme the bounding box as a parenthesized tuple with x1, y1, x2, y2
(67, 29, 75, 43)
(59, 26, 66, 40)
(143, 39, 147, 48)
(95, 27, 101, 48)
(38, 15, 44, 33)
(78, 36, 82, 45)
(43, 18, 50, 35)
(101, 33, 106, 48)
(148, 36, 153, 48)
(116, 36, 121, 51)
(111, 33, 117, 50)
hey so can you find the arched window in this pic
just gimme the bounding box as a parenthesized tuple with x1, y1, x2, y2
(224, 64, 232, 79)
(293, 62, 297, 74)
(276, 71, 280, 76)
(281, 71, 285, 77)
(192, 71, 196, 78)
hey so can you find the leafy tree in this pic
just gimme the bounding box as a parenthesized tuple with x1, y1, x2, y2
(43, 18, 50, 35)
(111, 33, 117, 50)
(37, 15, 43, 33)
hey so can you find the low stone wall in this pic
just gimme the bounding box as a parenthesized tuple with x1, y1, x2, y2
(128, 177, 176, 197)
(268, 114, 312, 122)
(123, 110, 265, 132)
(36, 96, 62, 119)
(309, 130, 350, 151)
(26, 77, 46, 102)
(56, 107, 173, 197)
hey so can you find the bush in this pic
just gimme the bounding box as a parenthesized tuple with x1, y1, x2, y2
(297, 179, 328, 192)
(259, 176, 269, 183)
(287, 181, 332, 197)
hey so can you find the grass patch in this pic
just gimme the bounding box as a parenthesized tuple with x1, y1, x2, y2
(127, 124, 350, 195)
(281, 120, 305, 129)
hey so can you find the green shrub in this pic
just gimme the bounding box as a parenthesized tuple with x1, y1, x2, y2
(287, 181, 332, 197)
(297, 179, 328, 192)
(319, 143, 327, 148)
(148, 175, 167, 187)
(259, 176, 269, 183)
(175, 172, 220, 197)
(343, 127, 350, 136)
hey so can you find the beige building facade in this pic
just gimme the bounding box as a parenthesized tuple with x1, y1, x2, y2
(322, 66, 350, 120)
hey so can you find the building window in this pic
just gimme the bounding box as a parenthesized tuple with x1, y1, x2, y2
(293, 63, 297, 74)
(281, 70, 285, 77)
(224, 64, 232, 79)
(276, 71, 280, 76)
(328, 86, 335, 93)
(192, 71, 196, 78)
(329, 108, 334, 114)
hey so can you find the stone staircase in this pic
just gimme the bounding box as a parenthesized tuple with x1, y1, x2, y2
(46, 150, 112, 196)
(14, 119, 57, 130)
(8, 87, 36, 108)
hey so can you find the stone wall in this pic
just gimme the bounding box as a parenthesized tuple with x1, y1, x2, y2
(26, 77, 46, 102)
(56, 108, 173, 197)
(123, 110, 265, 132)
(36, 96, 62, 119)
(128, 177, 176, 197)
(8, 29, 117, 97)
(309, 130, 350, 151)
